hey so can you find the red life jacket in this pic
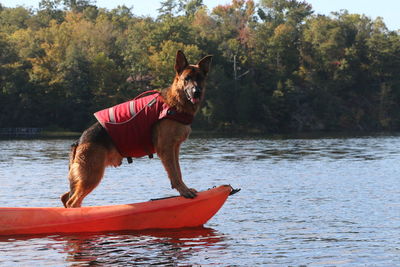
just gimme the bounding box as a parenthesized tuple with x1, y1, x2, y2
(94, 90, 193, 158)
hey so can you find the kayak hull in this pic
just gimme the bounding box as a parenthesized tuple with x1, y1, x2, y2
(0, 185, 232, 236)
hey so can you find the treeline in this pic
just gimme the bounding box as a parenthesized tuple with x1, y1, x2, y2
(1, 0, 400, 133)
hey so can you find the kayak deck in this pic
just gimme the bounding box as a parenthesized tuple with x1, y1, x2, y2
(0, 185, 234, 236)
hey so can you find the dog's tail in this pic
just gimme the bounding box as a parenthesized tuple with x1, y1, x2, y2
(69, 141, 79, 170)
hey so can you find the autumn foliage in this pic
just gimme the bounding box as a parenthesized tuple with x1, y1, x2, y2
(1, 0, 400, 133)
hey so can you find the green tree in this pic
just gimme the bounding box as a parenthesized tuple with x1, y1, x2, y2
(157, 0, 180, 19)
(367, 18, 400, 130)
(149, 40, 203, 88)
(0, 32, 34, 127)
(1, 1, 400, 133)
(37, 0, 65, 25)
(63, 0, 95, 12)
(0, 6, 33, 33)
(181, 0, 204, 17)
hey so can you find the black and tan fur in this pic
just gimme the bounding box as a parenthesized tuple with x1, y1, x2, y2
(61, 51, 212, 208)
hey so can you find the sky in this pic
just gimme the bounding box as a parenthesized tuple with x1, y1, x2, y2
(1, 0, 399, 30)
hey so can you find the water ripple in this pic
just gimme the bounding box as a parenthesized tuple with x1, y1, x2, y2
(1, 135, 400, 265)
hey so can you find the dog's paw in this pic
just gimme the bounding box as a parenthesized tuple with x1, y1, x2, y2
(177, 186, 197, 198)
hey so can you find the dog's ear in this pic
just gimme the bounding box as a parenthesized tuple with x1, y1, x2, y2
(197, 55, 213, 76)
(175, 50, 189, 75)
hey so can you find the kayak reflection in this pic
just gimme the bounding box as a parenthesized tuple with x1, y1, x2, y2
(61, 227, 227, 265)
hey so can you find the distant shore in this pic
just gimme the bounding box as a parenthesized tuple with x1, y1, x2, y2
(1, 127, 398, 140)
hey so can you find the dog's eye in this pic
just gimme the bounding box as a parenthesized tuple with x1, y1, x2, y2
(184, 76, 191, 81)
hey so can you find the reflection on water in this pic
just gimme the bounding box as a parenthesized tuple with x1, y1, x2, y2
(0, 227, 225, 266)
(62, 227, 225, 266)
(1, 135, 400, 265)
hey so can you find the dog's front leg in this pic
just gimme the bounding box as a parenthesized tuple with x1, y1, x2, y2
(172, 141, 198, 198)
(154, 120, 197, 198)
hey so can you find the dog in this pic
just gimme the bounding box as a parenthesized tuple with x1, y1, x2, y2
(61, 50, 212, 208)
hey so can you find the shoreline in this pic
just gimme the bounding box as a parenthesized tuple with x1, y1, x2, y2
(1, 129, 399, 140)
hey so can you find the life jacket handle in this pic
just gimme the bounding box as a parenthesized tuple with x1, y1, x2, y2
(133, 90, 160, 100)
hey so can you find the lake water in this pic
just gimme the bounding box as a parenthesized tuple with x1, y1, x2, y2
(0, 135, 399, 266)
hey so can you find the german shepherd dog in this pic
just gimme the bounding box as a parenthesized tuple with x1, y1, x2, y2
(61, 51, 212, 208)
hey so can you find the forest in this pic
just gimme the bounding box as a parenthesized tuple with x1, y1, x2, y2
(1, 0, 400, 133)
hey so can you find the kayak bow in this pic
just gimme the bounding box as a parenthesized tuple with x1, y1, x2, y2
(0, 185, 236, 236)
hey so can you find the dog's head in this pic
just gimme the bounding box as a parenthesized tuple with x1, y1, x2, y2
(173, 50, 213, 105)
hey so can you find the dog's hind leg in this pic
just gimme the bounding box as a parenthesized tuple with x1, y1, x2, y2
(61, 141, 79, 207)
(69, 141, 79, 170)
(61, 192, 70, 208)
(64, 143, 108, 208)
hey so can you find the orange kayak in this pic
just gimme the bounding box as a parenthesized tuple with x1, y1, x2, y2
(0, 185, 237, 236)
